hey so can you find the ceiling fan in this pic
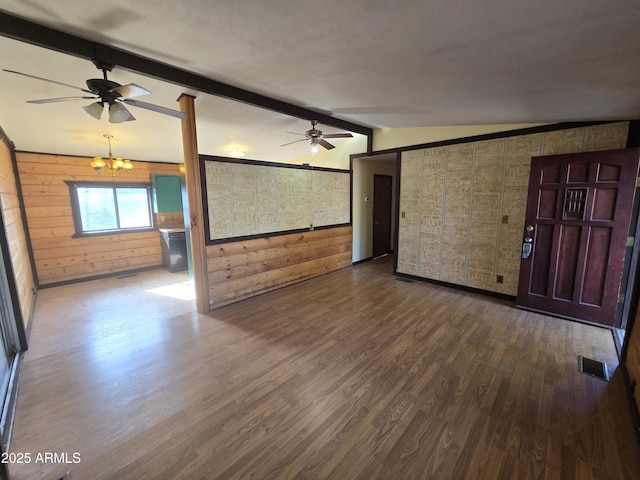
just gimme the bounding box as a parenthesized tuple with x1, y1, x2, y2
(3, 59, 187, 123)
(280, 120, 353, 152)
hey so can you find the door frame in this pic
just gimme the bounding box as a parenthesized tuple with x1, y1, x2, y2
(372, 174, 393, 258)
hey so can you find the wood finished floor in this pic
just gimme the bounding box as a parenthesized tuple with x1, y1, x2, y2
(8, 257, 640, 479)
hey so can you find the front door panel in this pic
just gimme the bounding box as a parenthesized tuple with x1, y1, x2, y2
(516, 148, 640, 327)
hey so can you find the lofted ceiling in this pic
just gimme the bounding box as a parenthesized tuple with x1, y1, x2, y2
(0, 0, 639, 164)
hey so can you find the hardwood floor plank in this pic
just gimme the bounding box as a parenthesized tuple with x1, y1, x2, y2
(6, 256, 640, 479)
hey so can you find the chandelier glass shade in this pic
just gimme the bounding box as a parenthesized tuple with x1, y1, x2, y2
(91, 134, 133, 175)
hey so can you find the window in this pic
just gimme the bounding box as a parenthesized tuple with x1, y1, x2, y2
(66, 181, 155, 236)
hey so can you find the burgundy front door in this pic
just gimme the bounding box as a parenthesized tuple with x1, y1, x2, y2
(516, 148, 640, 327)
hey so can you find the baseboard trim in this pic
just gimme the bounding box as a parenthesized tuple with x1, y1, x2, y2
(39, 265, 164, 290)
(393, 271, 516, 302)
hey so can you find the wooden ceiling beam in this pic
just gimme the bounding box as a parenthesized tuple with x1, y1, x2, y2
(0, 12, 374, 145)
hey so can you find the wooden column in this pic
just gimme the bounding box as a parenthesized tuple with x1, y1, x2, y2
(178, 94, 209, 313)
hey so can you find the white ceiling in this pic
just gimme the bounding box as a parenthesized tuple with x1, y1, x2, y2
(0, 0, 639, 164)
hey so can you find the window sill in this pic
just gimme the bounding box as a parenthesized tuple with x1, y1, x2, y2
(72, 227, 158, 239)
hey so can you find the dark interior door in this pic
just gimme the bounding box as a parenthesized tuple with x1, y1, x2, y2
(373, 174, 392, 258)
(517, 148, 640, 327)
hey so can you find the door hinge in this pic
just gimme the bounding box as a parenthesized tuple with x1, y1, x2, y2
(627, 237, 635, 247)
(619, 293, 626, 303)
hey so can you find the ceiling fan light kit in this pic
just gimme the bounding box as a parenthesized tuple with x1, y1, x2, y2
(3, 59, 187, 123)
(109, 102, 135, 123)
(280, 120, 353, 152)
(83, 101, 103, 120)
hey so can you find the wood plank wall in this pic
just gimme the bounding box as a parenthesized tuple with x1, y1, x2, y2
(397, 122, 630, 296)
(0, 141, 35, 329)
(626, 308, 640, 415)
(207, 226, 352, 308)
(16, 152, 182, 286)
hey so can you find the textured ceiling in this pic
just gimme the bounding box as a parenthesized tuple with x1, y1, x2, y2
(0, 0, 639, 164)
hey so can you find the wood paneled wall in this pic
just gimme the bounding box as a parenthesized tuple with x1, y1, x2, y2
(627, 309, 640, 415)
(16, 152, 182, 286)
(397, 122, 630, 295)
(207, 226, 352, 308)
(0, 141, 35, 329)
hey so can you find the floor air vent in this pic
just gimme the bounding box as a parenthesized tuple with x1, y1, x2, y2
(578, 355, 609, 381)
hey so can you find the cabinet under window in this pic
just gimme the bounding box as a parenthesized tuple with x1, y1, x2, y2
(66, 181, 156, 237)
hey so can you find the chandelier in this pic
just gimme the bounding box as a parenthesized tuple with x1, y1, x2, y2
(90, 134, 133, 175)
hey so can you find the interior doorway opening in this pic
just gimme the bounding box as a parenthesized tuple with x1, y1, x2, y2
(351, 153, 399, 264)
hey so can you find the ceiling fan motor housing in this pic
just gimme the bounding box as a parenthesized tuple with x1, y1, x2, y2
(86, 78, 122, 103)
(306, 128, 323, 139)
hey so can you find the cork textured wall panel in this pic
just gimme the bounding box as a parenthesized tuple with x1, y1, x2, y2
(419, 147, 446, 279)
(397, 122, 630, 295)
(468, 138, 505, 290)
(397, 150, 422, 275)
(204, 159, 350, 242)
(497, 133, 544, 295)
(442, 143, 473, 286)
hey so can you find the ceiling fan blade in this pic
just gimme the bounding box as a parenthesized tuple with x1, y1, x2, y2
(3, 69, 93, 94)
(279, 138, 308, 147)
(318, 139, 335, 150)
(27, 96, 98, 104)
(285, 132, 307, 136)
(112, 83, 151, 99)
(322, 133, 353, 139)
(122, 99, 187, 119)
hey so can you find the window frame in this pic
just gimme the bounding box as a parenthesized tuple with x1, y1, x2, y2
(66, 181, 157, 238)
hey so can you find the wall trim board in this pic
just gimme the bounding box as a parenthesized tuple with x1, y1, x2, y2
(393, 155, 402, 275)
(38, 264, 162, 289)
(2, 130, 38, 288)
(0, 200, 27, 350)
(200, 154, 350, 173)
(0, 126, 15, 150)
(353, 257, 374, 265)
(356, 121, 627, 159)
(15, 149, 182, 166)
(394, 271, 516, 302)
(201, 155, 351, 246)
(204, 223, 350, 247)
(627, 120, 640, 148)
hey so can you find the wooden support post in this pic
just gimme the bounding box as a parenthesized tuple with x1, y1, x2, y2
(178, 94, 209, 314)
